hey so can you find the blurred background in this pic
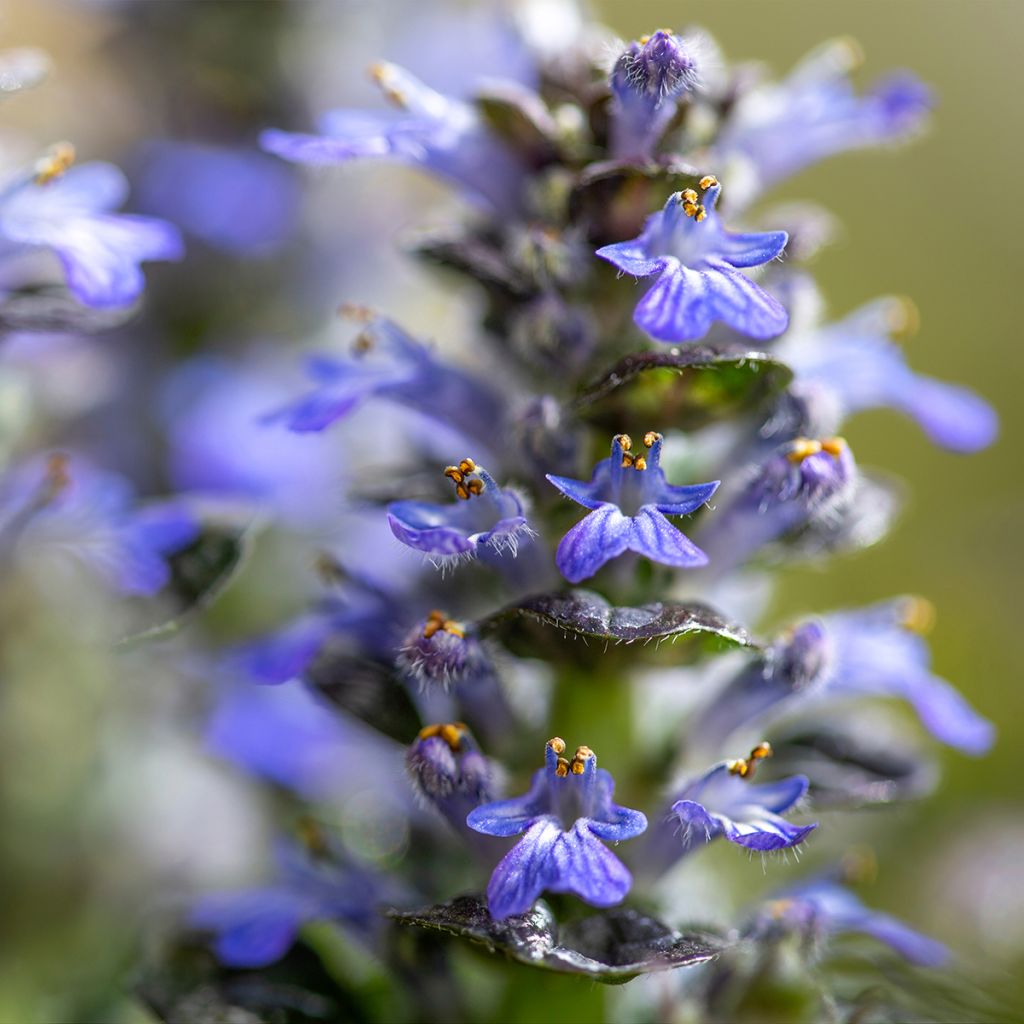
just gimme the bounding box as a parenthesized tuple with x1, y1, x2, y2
(1, 0, 1021, 1020)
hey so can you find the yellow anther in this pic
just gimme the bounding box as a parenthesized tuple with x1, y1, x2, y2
(466, 478, 484, 496)
(555, 758, 570, 777)
(889, 296, 920, 340)
(459, 458, 477, 475)
(682, 202, 699, 219)
(351, 332, 374, 354)
(455, 483, 470, 501)
(728, 742, 773, 780)
(369, 62, 387, 84)
(699, 174, 719, 190)
(681, 189, 699, 205)
(417, 722, 466, 751)
(766, 898, 795, 920)
(444, 620, 465, 639)
(633, 455, 648, 471)
(34, 141, 75, 185)
(575, 745, 594, 760)
(570, 759, 586, 774)
(338, 302, 375, 323)
(821, 437, 846, 457)
(44, 451, 71, 497)
(900, 595, 936, 635)
(423, 619, 442, 639)
(787, 438, 823, 463)
(638, 35, 651, 45)
(616, 433, 633, 452)
(621, 452, 635, 468)
(694, 205, 707, 222)
(444, 466, 463, 483)
(643, 431, 662, 448)
(835, 35, 865, 70)
(548, 737, 566, 754)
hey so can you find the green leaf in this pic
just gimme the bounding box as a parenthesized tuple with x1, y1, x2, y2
(390, 895, 723, 983)
(575, 345, 793, 432)
(487, 589, 757, 654)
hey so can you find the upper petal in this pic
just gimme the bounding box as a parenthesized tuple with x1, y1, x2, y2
(652, 478, 720, 516)
(467, 769, 551, 837)
(596, 239, 667, 278)
(715, 227, 789, 268)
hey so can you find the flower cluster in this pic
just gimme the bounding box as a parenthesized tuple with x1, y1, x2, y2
(2, 10, 999, 1023)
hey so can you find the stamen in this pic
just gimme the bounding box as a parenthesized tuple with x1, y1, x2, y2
(694, 205, 707, 222)
(555, 757, 570, 777)
(615, 433, 633, 453)
(899, 595, 936, 635)
(765, 898, 795, 920)
(368, 61, 406, 108)
(621, 452, 635, 468)
(786, 438, 823, 463)
(888, 296, 920, 340)
(33, 141, 75, 185)
(43, 452, 70, 500)
(337, 302, 375, 323)
(444, 459, 484, 499)
(459, 458, 477, 475)
(728, 741, 773, 779)
(417, 722, 467, 751)
(820, 437, 846, 458)
(681, 189, 698, 205)
(633, 455, 648, 471)
(547, 736, 566, 754)
(314, 551, 347, 584)
(351, 331, 374, 354)
(643, 431, 662, 448)
(698, 174, 719, 190)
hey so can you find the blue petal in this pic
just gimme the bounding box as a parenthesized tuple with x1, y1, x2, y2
(595, 239, 666, 278)
(719, 810, 817, 851)
(898, 375, 998, 453)
(742, 774, 810, 814)
(652, 478, 720, 516)
(716, 228, 789, 268)
(260, 124, 394, 164)
(486, 819, 633, 920)
(896, 672, 994, 755)
(227, 612, 336, 685)
(546, 463, 612, 511)
(387, 505, 476, 556)
(635, 261, 788, 343)
(585, 769, 648, 841)
(190, 888, 308, 968)
(854, 909, 949, 967)
(669, 799, 719, 845)
(628, 507, 708, 568)
(555, 504, 631, 583)
(467, 770, 550, 837)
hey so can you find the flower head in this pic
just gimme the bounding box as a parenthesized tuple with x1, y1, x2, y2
(261, 61, 524, 212)
(752, 876, 948, 967)
(547, 432, 718, 583)
(468, 737, 647, 920)
(398, 610, 489, 688)
(609, 29, 700, 161)
(668, 743, 816, 854)
(715, 39, 933, 199)
(388, 458, 531, 570)
(596, 181, 788, 342)
(0, 452, 197, 596)
(407, 722, 493, 834)
(0, 155, 183, 307)
(777, 293, 997, 453)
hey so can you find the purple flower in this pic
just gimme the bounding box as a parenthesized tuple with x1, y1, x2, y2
(190, 836, 393, 968)
(261, 61, 525, 213)
(667, 744, 816, 854)
(609, 30, 700, 161)
(133, 141, 299, 254)
(546, 431, 718, 583)
(398, 610, 490, 689)
(467, 737, 647, 920)
(387, 458, 531, 570)
(0, 452, 197, 596)
(776, 293, 997, 453)
(596, 180, 788, 342)
(407, 722, 493, 836)
(265, 312, 503, 448)
(715, 39, 932, 196)
(755, 877, 948, 967)
(691, 597, 992, 756)
(698, 436, 855, 571)
(0, 156, 183, 307)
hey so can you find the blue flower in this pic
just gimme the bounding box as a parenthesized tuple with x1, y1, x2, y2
(609, 30, 700, 161)
(467, 737, 647, 920)
(387, 458, 531, 570)
(596, 181, 788, 342)
(0, 452, 197, 596)
(398, 610, 490, 689)
(190, 835, 394, 968)
(261, 61, 524, 212)
(714, 39, 932, 197)
(407, 722, 493, 836)
(0, 154, 183, 307)
(666, 744, 816, 854)
(776, 292, 997, 453)
(546, 432, 718, 583)
(265, 311, 503, 448)
(755, 876, 948, 967)
(692, 597, 992, 756)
